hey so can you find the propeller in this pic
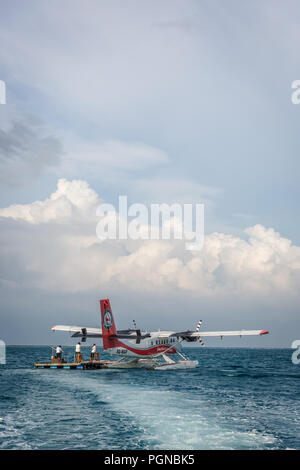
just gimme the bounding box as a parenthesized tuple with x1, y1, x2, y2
(195, 320, 205, 347)
(132, 319, 148, 344)
(132, 320, 142, 343)
(81, 328, 87, 343)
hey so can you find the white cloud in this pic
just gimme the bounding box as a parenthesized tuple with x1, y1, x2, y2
(0, 178, 100, 223)
(0, 178, 299, 302)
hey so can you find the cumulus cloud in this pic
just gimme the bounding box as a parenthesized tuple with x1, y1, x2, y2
(0, 178, 100, 223)
(0, 178, 299, 301)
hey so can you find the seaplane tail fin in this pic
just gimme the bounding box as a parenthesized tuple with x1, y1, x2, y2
(100, 298, 118, 350)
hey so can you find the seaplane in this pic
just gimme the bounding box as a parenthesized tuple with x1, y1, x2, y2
(51, 298, 269, 370)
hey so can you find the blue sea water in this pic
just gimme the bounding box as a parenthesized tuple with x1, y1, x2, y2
(0, 346, 299, 450)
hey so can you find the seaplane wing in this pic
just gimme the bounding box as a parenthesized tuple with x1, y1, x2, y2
(193, 329, 269, 337)
(51, 325, 150, 341)
(51, 325, 103, 338)
(170, 329, 269, 341)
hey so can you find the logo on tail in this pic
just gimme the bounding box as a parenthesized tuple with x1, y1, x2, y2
(100, 298, 118, 350)
(103, 310, 113, 330)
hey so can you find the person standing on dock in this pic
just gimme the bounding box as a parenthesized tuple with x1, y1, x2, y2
(56, 345, 63, 360)
(91, 343, 97, 361)
(75, 342, 81, 363)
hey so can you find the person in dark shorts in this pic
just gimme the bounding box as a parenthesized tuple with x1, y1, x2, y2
(91, 343, 96, 361)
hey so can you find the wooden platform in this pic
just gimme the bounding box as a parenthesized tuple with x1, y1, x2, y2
(34, 360, 120, 370)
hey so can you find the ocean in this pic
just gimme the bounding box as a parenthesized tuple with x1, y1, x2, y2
(0, 346, 299, 450)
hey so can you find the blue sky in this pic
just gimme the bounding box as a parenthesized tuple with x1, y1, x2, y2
(0, 1, 299, 346)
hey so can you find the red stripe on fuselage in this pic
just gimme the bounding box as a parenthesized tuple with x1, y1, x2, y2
(111, 338, 177, 356)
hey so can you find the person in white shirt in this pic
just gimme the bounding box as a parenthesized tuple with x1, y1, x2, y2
(75, 342, 81, 363)
(56, 345, 62, 360)
(91, 343, 97, 361)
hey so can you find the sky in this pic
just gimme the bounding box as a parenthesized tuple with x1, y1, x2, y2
(0, 0, 299, 346)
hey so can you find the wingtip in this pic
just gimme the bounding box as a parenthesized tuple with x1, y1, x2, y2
(260, 329, 269, 335)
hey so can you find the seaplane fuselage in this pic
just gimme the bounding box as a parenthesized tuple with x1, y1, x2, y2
(108, 331, 181, 358)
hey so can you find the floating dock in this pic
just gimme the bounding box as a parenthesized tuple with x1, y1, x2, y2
(34, 360, 120, 370)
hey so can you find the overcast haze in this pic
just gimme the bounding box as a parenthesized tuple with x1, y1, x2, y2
(0, 0, 299, 346)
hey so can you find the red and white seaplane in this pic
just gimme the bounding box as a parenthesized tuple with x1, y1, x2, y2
(52, 299, 269, 370)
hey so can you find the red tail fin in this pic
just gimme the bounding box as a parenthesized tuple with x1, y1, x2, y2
(100, 298, 118, 350)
